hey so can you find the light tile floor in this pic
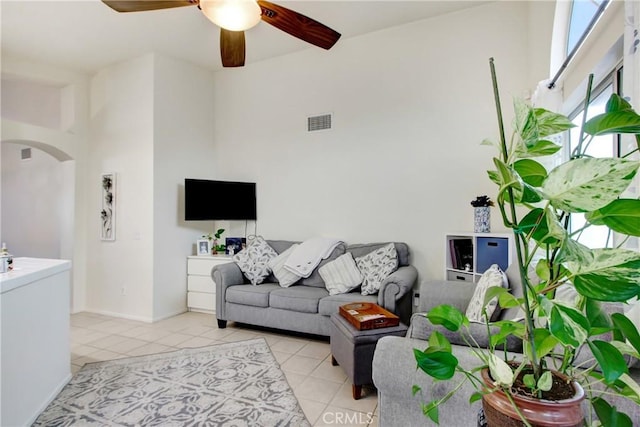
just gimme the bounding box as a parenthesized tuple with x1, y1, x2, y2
(70, 311, 379, 427)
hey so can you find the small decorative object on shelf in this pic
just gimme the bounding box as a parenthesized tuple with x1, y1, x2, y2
(203, 229, 225, 255)
(471, 195, 493, 233)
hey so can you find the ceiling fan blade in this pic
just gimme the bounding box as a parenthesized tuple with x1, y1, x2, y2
(220, 29, 246, 67)
(257, 1, 341, 50)
(102, 0, 197, 13)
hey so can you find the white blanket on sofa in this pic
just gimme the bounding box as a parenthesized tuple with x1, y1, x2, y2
(284, 237, 342, 278)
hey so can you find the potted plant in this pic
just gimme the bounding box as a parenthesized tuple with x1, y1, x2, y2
(203, 228, 225, 254)
(471, 195, 495, 233)
(414, 59, 640, 426)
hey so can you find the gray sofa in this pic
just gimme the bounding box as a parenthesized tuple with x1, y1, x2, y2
(212, 240, 417, 337)
(372, 276, 640, 426)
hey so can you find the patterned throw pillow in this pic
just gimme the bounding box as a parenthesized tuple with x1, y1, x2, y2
(268, 244, 302, 288)
(356, 243, 399, 296)
(233, 236, 278, 285)
(319, 253, 363, 295)
(465, 264, 508, 323)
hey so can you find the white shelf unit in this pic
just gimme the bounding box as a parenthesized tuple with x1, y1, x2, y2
(445, 232, 514, 283)
(187, 255, 233, 313)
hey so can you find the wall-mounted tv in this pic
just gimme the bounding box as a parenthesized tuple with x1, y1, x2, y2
(185, 179, 257, 221)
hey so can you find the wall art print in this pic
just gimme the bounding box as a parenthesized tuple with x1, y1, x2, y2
(101, 173, 116, 241)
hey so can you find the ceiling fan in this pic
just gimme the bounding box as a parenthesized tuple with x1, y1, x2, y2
(101, 0, 341, 67)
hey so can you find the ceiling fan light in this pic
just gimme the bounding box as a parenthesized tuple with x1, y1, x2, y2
(201, 0, 262, 32)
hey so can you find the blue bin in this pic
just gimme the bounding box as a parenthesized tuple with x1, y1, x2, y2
(476, 237, 509, 274)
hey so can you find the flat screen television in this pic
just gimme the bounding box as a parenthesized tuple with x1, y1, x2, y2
(185, 179, 257, 221)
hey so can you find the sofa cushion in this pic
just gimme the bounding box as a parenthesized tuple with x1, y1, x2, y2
(269, 286, 329, 314)
(300, 243, 347, 288)
(318, 294, 378, 317)
(465, 264, 507, 323)
(319, 252, 363, 295)
(233, 236, 278, 285)
(268, 244, 302, 287)
(356, 243, 399, 296)
(267, 240, 297, 255)
(347, 242, 409, 267)
(226, 284, 281, 308)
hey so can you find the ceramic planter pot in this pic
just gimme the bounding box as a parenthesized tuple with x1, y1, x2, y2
(480, 368, 585, 427)
(474, 207, 491, 233)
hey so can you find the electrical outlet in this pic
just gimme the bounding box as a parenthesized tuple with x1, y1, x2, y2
(414, 292, 420, 307)
(121, 287, 126, 296)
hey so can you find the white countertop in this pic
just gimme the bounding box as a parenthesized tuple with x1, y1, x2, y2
(0, 257, 71, 294)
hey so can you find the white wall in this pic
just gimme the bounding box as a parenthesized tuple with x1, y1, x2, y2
(153, 54, 216, 321)
(1, 57, 89, 313)
(211, 1, 549, 282)
(87, 55, 155, 321)
(1, 143, 63, 258)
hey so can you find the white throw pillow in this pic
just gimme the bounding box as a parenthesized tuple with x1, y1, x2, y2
(268, 244, 302, 288)
(319, 253, 363, 295)
(233, 236, 277, 285)
(356, 243, 399, 296)
(465, 264, 508, 323)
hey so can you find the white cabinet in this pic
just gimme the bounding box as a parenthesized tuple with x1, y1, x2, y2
(445, 232, 514, 283)
(187, 255, 232, 313)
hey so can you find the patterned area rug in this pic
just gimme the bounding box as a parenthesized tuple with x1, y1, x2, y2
(33, 338, 310, 426)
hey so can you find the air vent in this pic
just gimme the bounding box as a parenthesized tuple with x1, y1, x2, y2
(21, 148, 32, 161)
(307, 113, 332, 132)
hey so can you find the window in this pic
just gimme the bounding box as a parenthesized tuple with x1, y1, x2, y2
(566, 0, 606, 56)
(566, 66, 622, 248)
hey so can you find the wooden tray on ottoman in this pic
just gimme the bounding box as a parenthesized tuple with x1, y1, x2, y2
(339, 302, 399, 330)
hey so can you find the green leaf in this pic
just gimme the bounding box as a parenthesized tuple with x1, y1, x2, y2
(490, 321, 525, 347)
(469, 392, 483, 404)
(493, 157, 524, 200)
(523, 374, 536, 389)
(515, 139, 562, 158)
(488, 353, 514, 386)
(606, 94, 634, 113)
(514, 159, 547, 186)
(518, 208, 563, 246)
(549, 304, 590, 347)
(586, 298, 613, 335)
(426, 305, 467, 332)
(569, 248, 640, 302)
(532, 328, 560, 359)
(587, 340, 629, 384)
(537, 371, 553, 392)
(514, 98, 539, 148)
(487, 170, 501, 185)
(542, 158, 640, 213)
(429, 330, 452, 353)
(555, 237, 594, 265)
(412, 385, 421, 396)
(414, 348, 458, 380)
(534, 108, 576, 137)
(422, 401, 440, 425)
(592, 397, 633, 427)
(611, 313, 640, 356)
(584, 110, 640, 135)
(585, 199, 640, 237)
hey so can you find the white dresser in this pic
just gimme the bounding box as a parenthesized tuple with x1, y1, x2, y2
(187, 255, 233, 313)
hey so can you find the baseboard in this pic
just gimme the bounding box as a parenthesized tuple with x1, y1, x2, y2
(152, 309, 189, 323)
(83, 309, 154, 323)
(25, 373, 72, 426)
(83, 308, 188, 323)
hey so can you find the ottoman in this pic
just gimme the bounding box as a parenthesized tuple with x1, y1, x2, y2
(330, 312, 408, 399)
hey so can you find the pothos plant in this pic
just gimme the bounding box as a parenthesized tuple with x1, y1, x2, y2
(203, 228, 226, 253)
(414, 59, 640, 425)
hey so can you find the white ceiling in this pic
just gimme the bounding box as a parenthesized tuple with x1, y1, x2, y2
(1, 0, 486, 74)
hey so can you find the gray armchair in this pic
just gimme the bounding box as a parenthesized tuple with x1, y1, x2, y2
(373, 276, 640, 426)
